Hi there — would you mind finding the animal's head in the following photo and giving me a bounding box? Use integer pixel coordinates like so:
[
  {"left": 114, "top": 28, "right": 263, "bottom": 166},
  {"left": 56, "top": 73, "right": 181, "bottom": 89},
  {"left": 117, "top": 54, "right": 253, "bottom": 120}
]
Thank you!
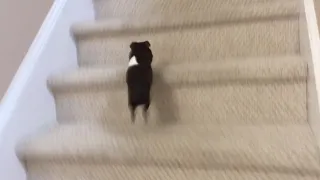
[{"left": 129, "top": 41, "right": 153, "bottom": 65}]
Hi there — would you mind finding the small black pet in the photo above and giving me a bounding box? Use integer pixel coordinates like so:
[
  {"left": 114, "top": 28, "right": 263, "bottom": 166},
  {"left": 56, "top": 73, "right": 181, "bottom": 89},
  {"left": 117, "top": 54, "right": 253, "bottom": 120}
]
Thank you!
[{"left": 126, "top": 41, "right": 153, "bottom": 124}]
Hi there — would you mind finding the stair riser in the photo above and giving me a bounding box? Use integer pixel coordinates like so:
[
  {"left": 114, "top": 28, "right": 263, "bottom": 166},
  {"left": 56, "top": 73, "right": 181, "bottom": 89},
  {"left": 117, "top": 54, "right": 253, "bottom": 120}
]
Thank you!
[
  {"left": 27, "top": 161, "right": 318, "bottom": 180},
  {"left": 53, "top": 81, "right": 306, "bottom": 125},
  {"left": 76, "top": 19, "right": 299, "bottom": 67},
  {"left": 93, "top": 0, "right": 296, "bottom": 19}
]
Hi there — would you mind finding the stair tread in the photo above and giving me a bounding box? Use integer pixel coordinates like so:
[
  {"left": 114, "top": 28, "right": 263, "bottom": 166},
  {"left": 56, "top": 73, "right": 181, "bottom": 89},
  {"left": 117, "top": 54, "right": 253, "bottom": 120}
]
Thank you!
[
  {"left": 19, "top": 124, "right": 320, "bottom": 171},
  {"left": 48, "top": 56, "right": 306, "bottom": 90},
  {"left": 72, "top": 1, "right": 299, "bottom": 36}
]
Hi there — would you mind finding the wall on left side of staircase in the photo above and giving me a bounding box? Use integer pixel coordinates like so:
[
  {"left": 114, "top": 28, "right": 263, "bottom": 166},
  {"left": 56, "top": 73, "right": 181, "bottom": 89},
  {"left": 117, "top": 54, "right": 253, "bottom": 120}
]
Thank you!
[
  {"left": 0, "top": 0, "right": 95, "bottom": 180},
  {"left": 0, "top": 0, "right": 53, "bottom": 100}
]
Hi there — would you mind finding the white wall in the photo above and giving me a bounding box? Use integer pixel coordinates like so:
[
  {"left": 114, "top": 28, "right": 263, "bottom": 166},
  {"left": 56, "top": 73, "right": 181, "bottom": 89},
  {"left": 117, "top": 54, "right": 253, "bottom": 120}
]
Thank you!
[
  {"left": 0, "top": 0, "right": 95, "bottom": 179},
  {"left": 300, "top": 0, "right": 320, "bottom": 147}
]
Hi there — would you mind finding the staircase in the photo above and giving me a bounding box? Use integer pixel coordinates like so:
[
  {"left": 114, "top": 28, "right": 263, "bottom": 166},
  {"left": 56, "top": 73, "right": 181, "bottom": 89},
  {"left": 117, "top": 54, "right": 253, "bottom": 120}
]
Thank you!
[{"left": 17, "top": 0, "right": 320, "bottom": 179}]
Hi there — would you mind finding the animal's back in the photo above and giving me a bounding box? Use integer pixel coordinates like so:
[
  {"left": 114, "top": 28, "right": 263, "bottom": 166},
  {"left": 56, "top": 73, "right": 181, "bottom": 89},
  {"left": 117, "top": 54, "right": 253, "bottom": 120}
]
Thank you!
[{"left": 126, "top": 66, "right": 153, "bottom": 104}]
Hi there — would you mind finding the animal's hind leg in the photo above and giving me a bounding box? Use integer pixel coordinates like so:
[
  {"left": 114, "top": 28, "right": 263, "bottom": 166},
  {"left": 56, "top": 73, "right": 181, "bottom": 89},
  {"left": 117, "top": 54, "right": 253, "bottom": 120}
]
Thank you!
[
  {"left": 129, "top": 104, "right": 137, "bottom": 124},
  {"left": 143, "top": 102, "right": 150, "bottom": 124}
]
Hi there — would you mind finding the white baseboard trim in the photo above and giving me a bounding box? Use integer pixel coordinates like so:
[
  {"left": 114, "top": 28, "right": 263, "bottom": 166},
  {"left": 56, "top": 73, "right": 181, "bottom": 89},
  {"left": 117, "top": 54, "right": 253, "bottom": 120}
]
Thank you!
[
  {"left": 300, "top": 0, "right": 320, "bottom": 146},
  {"left": 0, "top": 0, "right": 95, "bottom": 179}
]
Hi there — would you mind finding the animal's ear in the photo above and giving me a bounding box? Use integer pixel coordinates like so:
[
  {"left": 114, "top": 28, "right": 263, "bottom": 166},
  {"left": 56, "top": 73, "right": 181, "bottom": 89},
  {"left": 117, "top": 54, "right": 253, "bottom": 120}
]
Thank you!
[
  {"left": 144, "top": 41, "right": 151, "bottom": 47},
  {"left": 130, "top": 42, "right": 137, "bottom": 49}
]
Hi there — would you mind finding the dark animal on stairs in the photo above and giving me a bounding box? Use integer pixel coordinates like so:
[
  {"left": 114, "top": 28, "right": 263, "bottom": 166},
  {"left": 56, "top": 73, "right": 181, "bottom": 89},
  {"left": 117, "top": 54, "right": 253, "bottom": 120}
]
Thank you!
[{"left": 126, "top": 41, "right": 153, "bottom": 124}]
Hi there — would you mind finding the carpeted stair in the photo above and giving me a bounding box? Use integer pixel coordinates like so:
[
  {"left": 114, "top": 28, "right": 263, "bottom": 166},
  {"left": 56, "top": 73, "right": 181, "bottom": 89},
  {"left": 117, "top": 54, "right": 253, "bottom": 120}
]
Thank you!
[{"left": 17, "top": 0, "right": 320, "bottom": 179}]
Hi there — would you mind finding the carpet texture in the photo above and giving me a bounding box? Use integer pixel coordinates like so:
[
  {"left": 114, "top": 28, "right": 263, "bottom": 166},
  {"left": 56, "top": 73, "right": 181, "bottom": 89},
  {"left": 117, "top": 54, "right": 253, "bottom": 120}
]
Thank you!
[
  {"left": 74, "top": 18, "right": 299, "bottom": 66},
  {"left": 19, "top": 124, "right": 320, "bottom": 170},
  {"left": 17, "top": 0, "right": 320, "bottom": 179},
  {"left": 48, "top": 56, "right": 307, "bottom": 125},
  {"left": 92, "top": 0, "right": 298, "bottom": 19}
]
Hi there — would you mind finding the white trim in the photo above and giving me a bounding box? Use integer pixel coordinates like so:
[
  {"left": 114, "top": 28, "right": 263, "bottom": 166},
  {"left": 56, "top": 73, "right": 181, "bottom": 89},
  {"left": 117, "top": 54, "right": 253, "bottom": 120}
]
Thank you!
[
  {"left": 300, "top": 0, "right": 320, "bottom": 146},
  {"left": 0, "top": 0, "right": 95, "bottom": 179}
]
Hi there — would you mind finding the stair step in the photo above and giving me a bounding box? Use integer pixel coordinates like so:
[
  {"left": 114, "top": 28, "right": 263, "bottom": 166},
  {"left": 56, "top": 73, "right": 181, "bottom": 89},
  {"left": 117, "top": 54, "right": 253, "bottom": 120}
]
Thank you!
[
  {"left": 73, "top": 1, "right": 299, "bottom": 66},
  {"left": 49, "top": 56, "right": 306, "bottom": 89},
  {"left": 48, "top": 56, "right": 307, "bottom": 125},
  {"left": 26, "top": 162, "right": 320, "bottom": 180},
  {"left": 75, "top": 1, "right": 299, "bottom": 34},
  {"left": 92, "top": 0, "right": 298, "bottom": 20},
  {"left": 19, "top": 124, "right": 320, "bottom": 173}
]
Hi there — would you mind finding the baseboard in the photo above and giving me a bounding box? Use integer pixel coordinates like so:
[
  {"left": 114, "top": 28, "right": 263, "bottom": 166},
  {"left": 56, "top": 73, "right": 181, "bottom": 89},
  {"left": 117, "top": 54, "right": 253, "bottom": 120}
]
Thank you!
[{"left": 300, "top": 0, "right": 320, "bottom": 147}]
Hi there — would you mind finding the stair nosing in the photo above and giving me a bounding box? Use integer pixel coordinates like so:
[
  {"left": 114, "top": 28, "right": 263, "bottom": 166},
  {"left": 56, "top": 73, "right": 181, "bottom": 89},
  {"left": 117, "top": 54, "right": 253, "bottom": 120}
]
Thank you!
[{"left": 47, "top": 56, "right": 307, "bottom": 91}]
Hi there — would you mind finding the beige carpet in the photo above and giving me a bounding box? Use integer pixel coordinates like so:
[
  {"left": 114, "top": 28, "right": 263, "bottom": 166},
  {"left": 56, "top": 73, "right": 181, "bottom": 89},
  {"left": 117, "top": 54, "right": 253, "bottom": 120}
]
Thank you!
[{"left": 17, "top": 0, "right": 320, "bottom": 179}]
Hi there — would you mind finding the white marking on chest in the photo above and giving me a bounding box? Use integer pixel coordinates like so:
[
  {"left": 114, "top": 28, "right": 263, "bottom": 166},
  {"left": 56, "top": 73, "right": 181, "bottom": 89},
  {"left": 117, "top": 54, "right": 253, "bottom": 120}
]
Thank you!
[{"left": 128, "top": 56, "right": 139, "bottom": 67}]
